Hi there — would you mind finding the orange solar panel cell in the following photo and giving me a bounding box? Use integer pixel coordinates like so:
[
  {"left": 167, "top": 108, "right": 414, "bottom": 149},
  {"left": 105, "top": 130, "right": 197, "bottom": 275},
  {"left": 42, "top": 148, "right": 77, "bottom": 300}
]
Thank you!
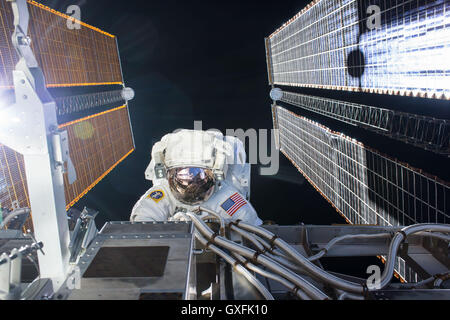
[
  {"left": 0, "top": 106, "right": 134, "bottom": 230},
  {"left": 0, "top": 0, "right": 123, "bottom": 89}
]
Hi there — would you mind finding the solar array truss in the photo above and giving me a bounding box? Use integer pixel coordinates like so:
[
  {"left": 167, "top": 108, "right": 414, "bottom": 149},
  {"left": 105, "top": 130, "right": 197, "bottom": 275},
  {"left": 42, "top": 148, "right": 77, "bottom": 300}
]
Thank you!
[
  {"left": 0, "top": 1, "right": 134, "bottom": 230},
  {"left": 54, "top": 89, "right": 126, "bottom": 117},
  {"left": 266, "top": 0, "right": 450, "bottom": 100},
  {"left": 280, "top": 91, "right": 450, "bottom": 155},
  {"left": 273, "top": 105, "right": 450, "bottom": 281}
]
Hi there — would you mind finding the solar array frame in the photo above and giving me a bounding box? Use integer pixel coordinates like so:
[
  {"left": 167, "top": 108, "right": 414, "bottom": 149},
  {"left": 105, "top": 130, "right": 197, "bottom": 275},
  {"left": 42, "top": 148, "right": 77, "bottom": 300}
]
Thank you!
[{"left": 279, "top": 90, "right": 450, "bottom": 154}]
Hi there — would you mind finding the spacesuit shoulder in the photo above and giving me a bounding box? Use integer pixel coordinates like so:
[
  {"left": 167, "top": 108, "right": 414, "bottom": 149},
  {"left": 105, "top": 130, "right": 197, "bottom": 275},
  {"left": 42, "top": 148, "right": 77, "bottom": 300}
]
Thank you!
[
  {"left": 232, "top": 196, "right": 262, "bottom": 226},
  {"left": 130, "top": 186, "right": 172, "bottom": 222},
  {"left": 206, "top": 183, "right": 262, "bottom": 226}
]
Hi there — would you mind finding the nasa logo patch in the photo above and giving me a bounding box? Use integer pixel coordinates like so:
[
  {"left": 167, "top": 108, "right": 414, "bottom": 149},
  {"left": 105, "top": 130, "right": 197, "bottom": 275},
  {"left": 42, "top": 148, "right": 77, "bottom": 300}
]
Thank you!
[{"left": 148, "top": 190, "right": 165, "bottom": 203}]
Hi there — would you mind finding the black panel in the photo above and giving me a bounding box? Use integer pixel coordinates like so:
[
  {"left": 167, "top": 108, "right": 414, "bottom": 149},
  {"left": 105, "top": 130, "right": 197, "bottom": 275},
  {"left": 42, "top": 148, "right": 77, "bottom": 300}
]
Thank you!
[
  {"left": 83, "top": 246, "right": 169, "bottom": 278},
  {"left": 100, "top": 222, "right": 191, "bottom": 235}
]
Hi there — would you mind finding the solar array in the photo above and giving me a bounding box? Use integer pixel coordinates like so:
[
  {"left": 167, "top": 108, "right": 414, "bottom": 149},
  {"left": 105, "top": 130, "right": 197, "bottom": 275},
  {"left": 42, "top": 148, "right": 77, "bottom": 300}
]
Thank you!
[
  {"left": 266, "top": 0, "right": 450, "bottom": 99},
  {"left": 273, "top": 105, "right": 449, "bottom": 281},
  {"left": 0, "top": 1, "right": 134, "bottom": 230},
  {"left": 280, "top": 90, "right": 450, "bottom": 154},
  {"left": 0, "top": 144, "right": 28, "bottom": 216},
  {"left": 267, "top": 0, "right": 450, "bottom": 282},
  {"left": 60, "top": 106, "right": 134, "bottom": 209},
  {"left": 0, "top": 0, "right": 123, "bottom": 89},
  {"left": 0, "top": 105, "right": 134, "bottom": 229}
]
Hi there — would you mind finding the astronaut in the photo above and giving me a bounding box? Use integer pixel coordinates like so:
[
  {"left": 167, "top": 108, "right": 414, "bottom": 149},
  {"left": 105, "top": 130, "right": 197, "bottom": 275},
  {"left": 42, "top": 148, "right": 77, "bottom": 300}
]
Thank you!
[{"left": 130, "top": 129, "right": 263, "bottom": 225}]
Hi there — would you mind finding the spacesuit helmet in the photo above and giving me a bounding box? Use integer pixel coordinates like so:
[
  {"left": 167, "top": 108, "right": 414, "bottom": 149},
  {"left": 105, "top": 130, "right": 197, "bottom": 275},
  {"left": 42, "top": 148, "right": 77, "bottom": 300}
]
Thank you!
[{"left": 167, "top": 167, "right": 216, "bottom": 205}]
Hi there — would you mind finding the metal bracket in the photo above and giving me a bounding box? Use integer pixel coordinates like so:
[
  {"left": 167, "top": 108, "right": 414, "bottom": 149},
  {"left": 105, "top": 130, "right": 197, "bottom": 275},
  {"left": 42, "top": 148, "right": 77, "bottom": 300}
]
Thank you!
[
  {"left": 51, "top": 128, "right": 77, "bottom": 184},
  {"left": 0, "top": 253, "right": 12, "bottom": 299},
  {"left": 8, "top": 0, "right": 38, "bottom": 69},
  {"left": 0, "top": 254, "right": 23, "bottom": 300},
  {"left": 154, "top": 163, "right": 167, "bottom": 179},
  {"left": 270, "top": 88, "right": 283, "bottom": 102},
  {"left": 69, "top": 208, "right": 99, "bottom": 264},
  {"left": 0, "top": 241, "right": 44, "bottom": 300}
]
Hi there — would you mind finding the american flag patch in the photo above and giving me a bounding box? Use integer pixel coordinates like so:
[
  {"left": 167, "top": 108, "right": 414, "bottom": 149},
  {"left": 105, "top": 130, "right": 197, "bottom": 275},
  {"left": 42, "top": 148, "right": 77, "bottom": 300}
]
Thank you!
[{"left": 220, "top": 193, "right": 247, "bottom": 217}]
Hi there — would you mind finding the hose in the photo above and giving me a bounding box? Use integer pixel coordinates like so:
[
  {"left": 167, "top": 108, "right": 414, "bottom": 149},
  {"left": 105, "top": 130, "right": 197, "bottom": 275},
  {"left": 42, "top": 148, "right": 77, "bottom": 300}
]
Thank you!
[
  {"left": 308, "top": 231, "right": 450, "bottom": 262},
  {"left": 201, "top": 212, "right": 308, "bottom": 275},
  {"left": 234, "top": 221, "right": 450, "bottom": 293},
  {"left": 234, "top": 220, "right": 367, "bottom": 294},
  {"left": 337, "top": 291, "right": 365, "bottom": 300},
  {"left": 251, "top": 233, "right": 274, "bottom": 251},
  {"left": 0, "top": 208, "right": 30, "bottom": 229},
  {"left": 198, "top": 207, "right": 226, "bottom": 236},
  {"left": 231, "top": 252, "right": 311, "bottom": 300},
  {"left": 229, "top": 223, "right": 307, "bottom": 274},
  {"left": 186, "top": 212, "right": 330, "bottom": 300},
  {"left": 308, "top": 233, "right": 392, "bottom": 262},
  {"left": 417, "top": 232, "right": 450, "bottom": 243},
  {"left": 379, "top": 224, "right": 450, "bottom": 290},
  {"left": 229, "top": 224, "right": 265, "bottom": 252},
  {"left": 264, "top": 252, "right": 306, "bottom": 274},
  {"left": 195, "top": 231, "right": 274, "bottom": 300},
  {"left": 233, "top": 227, "right": 299, "bottom": 266},
  {"left": 190, "top": 208, "right": 450, "bottom": 296}
]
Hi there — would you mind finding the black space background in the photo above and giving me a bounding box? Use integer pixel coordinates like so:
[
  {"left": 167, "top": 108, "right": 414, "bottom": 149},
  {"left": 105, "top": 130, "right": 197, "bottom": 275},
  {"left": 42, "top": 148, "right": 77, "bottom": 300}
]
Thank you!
[
  {"left": 43, "top": 0, "right": 338, "bottom": 225},
  {"left": 38, "top": 0, "right": 449, "bottom": 277}
]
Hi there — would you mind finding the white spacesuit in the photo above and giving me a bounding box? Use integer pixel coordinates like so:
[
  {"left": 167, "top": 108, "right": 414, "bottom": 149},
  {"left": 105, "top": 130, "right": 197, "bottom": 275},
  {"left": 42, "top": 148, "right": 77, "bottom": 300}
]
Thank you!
[{"left": 130, "top": 129, "right": 262, "bottom": 225}]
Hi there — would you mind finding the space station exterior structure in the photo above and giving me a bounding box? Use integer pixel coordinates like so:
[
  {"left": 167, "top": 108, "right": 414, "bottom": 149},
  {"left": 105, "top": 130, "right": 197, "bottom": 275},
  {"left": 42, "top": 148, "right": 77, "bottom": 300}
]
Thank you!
[
  {"left": 265, "top": 0, "right": 450, "bottom": 282},
  {"left": 0, "top": 0, "right": 135, "bottom": 231},
  {"left": 0, "top": 0, "right": 448, "bottom": 301}
]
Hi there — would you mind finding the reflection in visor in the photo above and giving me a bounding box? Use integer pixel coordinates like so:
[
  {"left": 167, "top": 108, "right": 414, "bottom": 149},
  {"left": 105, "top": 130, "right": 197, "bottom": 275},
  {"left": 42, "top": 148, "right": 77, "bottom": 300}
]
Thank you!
[{"left": 167, "top": 167, "right": 216, "bottom": 205}]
